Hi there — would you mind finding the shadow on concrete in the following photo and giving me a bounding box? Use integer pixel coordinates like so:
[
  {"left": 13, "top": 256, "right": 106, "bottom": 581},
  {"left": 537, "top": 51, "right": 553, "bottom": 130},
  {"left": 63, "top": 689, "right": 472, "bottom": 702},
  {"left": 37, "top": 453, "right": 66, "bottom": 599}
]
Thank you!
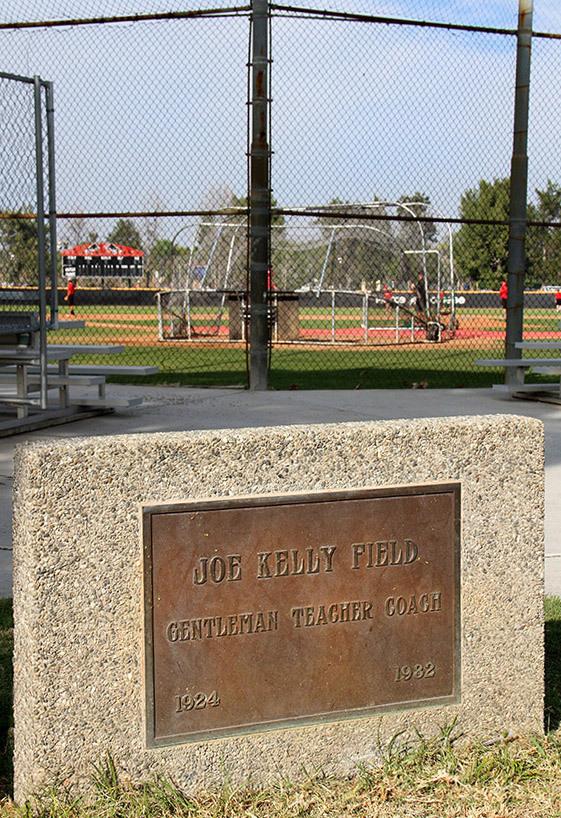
[
  {"left": 0, "top": 598, "right": 13, "bottom": 798},
  {"left": 545, "top": 616, "right": 561, "bottom": 732}
]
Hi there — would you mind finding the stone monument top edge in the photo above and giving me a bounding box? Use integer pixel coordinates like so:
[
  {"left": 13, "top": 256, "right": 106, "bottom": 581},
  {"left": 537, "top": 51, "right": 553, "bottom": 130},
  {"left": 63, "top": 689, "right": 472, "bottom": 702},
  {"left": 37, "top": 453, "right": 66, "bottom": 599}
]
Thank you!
[{"left": 12, "top": 412, "right": 542, "bottom": 460}]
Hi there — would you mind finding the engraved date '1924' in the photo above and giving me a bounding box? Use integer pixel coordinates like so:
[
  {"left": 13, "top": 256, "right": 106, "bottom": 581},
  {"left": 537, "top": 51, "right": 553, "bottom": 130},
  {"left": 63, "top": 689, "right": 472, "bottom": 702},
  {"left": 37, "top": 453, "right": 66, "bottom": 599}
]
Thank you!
[{"left": 175, "top": 690, "right": 221, "bottom": 712}]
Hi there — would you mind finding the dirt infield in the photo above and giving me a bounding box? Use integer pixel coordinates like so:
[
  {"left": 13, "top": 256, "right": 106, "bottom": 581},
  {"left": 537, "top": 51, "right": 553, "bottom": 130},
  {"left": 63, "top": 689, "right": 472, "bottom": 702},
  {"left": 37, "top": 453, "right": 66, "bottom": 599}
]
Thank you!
[
  {"left": 55, "top": 327, "right": 507, "bottom": 353},
  {"left": 54, "top": 308, "right": 559, "bottom": 352},
  {"left": 79, "top": 312, "right": 158, "bottom": 321}
]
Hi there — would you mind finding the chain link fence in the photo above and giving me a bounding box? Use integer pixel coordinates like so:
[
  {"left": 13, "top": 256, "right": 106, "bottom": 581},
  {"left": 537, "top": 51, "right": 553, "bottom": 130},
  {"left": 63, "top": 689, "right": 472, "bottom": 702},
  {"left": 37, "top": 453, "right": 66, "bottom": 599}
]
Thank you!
[
  {"left": 0, "top": 73, "right": 56, "bottom": 318},
  {"left": 0, "top": 72, "right": 58, "bottom": 409},
  {"left": 1, "top": 1, "right": 560, "bottom": 389}
]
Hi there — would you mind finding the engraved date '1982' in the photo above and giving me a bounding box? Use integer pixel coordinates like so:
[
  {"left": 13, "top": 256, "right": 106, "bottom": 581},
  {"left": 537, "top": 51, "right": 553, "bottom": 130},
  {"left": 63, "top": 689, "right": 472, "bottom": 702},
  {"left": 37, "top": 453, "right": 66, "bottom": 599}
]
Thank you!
[{"left": 394, "top": 662, "right": 436, "bottom": 682}]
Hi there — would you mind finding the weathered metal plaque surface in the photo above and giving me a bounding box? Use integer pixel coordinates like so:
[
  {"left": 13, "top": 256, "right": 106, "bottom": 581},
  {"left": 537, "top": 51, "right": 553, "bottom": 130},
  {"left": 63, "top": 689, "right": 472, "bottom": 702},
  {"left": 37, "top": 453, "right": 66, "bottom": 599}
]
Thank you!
[{"left": 143, "top": 484, "right": 461, "bottom": 747}]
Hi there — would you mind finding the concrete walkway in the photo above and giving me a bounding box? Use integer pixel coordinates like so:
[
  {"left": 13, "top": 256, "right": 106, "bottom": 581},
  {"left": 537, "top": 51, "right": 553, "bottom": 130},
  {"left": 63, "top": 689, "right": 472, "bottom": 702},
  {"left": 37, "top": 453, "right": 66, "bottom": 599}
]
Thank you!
[{"left": 0, "top": 384, "right": 558, "bottom": 597}]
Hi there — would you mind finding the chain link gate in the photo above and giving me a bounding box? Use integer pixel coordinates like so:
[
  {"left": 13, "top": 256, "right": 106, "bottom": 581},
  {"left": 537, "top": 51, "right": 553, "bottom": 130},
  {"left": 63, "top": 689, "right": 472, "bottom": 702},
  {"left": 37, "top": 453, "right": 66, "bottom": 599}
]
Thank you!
[{"left": 0, "top": 71, "right": 58, "bottom": 412}]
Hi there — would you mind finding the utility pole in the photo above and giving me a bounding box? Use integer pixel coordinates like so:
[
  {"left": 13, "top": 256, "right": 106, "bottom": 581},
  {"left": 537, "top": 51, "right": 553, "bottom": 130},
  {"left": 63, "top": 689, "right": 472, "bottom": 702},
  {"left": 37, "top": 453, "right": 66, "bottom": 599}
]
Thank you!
[
  {"left": 505, "top": 0, "right": 533, "bottom": 386},
  {"left": 248, "top": 0, "right": 271, "bottom": 390}
]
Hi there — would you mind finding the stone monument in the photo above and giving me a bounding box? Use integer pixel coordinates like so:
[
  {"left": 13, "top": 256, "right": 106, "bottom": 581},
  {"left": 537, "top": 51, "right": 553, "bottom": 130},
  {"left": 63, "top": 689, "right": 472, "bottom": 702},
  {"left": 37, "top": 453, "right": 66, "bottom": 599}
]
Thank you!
[{"left": 13, "top": 415, "right": 544, "bottom": 801}]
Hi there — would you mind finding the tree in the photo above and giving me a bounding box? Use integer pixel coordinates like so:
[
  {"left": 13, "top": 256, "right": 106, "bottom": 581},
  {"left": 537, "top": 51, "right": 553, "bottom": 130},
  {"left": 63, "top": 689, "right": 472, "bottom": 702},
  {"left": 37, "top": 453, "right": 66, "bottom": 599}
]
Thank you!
[
  {"left": 0, "top": 213, "right": 45, "bottom": 285},
  {"left": 142, "top": 194, "right": 165, "bottom": 252},
  {"left": 107, "top": 219, "right": 143, "bottom": 250},
  {"left": 149, "top": 238, "right": 189, "bottom": 288},
  {"left": 151, "top": 239, "right": 188, "bottom": 262},
  {"left": 309, "top": 198, "right": 398, "bottom": 290},
  {"left": 141, "top": 194, "right": 167, "bottom": 286},
  {"left": 453, "top": 177, "right": 561, "bottom": 289},
  {"left": 453, "top": 178, "right": 510, "bottom": 288},
  {"left": 397, "top": 193, "right": 437, "bottom": 244},
  {"left": 526, "top": 180, "right": 561, "bottom": 286},
  {"left": 63, "top": 214, "right": 90, "bottom": 247}
]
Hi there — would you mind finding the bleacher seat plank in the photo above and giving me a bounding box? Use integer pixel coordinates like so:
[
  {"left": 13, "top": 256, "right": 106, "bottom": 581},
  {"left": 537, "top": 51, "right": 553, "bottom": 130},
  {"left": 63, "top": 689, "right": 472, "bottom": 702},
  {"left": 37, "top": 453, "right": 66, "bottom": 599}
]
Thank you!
[
  {"left": 515, "top": 341, "right": 561, "bottom": 350},
  {"left": 47, "top": 344, "right": 124, "bottom": 354},
  {"left": 476, "top": 358, "right": 561, "bottom": 367}
]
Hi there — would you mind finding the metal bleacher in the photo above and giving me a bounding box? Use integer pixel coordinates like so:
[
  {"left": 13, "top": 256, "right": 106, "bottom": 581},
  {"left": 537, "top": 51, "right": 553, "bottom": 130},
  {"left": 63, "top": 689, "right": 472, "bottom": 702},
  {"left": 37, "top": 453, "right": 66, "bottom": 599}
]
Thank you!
[
  {"left": 0, "top": 291, "right": 157, "bottom": 435},
  {"left": 0, "top": 71, "right": 158, "bottom": 434}
]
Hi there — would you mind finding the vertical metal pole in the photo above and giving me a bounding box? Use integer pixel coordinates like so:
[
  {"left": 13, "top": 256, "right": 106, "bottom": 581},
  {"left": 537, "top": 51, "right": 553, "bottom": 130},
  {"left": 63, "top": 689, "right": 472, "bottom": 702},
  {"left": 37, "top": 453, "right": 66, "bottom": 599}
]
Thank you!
[
  {"left": 331, "top": 290, "right": 336, "bottom": 342},
  {"left": 318, "top": 228, "right": 336, "bottom": 294},
  {"left": 447, "top": 224, "right": 456, "bottom": 322},
  {"left": 202, "top": 222, "right": 224, "bottom": 287},
  {"left": 505, "top": 0, "right": 533, "bottom": 386},
  {"left": 249, "top": 0, "right": 271, "bottom": 390},
  {"left": 45, "top": 81, "right": 58, "bottom": 328},
  {"left": 435, "top": 253, "right": 441, "bottom": 323},
  {"left": 34, "top": 77, "right": 48, "bottom": 410},
  {"left": 156, "top": 292, "right": 164, "bottom": 340}
]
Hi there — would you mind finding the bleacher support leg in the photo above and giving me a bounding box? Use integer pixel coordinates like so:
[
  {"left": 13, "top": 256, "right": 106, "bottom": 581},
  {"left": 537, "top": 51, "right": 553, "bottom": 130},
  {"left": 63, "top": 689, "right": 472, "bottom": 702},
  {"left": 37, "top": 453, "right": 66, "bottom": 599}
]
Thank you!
[{"left": 58, "top": 359, "right": 69, "bottom": 408}]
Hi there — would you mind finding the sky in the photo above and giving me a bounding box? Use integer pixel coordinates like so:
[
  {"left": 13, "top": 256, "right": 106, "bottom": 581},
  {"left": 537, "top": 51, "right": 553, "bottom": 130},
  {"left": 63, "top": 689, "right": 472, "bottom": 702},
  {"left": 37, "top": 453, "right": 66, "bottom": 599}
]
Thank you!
[{"left": 0, "top": 1, "right": 560, "bottom": 231}]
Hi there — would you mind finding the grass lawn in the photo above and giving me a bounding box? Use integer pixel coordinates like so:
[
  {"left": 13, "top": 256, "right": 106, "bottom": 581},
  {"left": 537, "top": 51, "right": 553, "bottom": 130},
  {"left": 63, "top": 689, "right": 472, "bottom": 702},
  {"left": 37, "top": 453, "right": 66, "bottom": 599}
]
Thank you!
[
  {"left": 0, "top": 598, "right": 560, "bottom": 815},
  {"left": 267, "top": 347, "right": 508, "bottom": 390},
  {"left": 69, "top": 344, "right": 558, "bottom": 390},
  {"left": 32, "top": 303, "right": 561, "bottom": 389}
]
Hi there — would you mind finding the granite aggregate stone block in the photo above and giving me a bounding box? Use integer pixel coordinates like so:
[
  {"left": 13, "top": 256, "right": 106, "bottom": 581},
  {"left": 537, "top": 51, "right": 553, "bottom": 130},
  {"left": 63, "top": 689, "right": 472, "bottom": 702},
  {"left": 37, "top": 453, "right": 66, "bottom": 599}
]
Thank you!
[{"left": 13, "top": 414, "right": 544, "bottom": 800}]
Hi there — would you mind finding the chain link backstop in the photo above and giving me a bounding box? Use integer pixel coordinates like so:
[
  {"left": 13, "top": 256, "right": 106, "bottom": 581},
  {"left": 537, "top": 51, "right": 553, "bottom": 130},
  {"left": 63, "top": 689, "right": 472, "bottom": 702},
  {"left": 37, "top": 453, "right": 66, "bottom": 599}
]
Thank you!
[{"left": 1, "top": 1, "right": 560, "bottom": 389}]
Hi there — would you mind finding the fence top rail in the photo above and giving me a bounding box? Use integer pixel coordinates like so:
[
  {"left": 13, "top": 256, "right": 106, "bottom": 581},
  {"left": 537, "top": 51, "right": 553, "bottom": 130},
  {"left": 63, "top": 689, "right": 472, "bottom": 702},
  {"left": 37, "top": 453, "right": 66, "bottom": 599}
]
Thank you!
[
  {"left": 0, "top": 6, "right": 251, "bottom": 31},
  {"left": 0, "top": 70, "right": 49, "bottom": 87},
  {"left": 270, "top": 4, "right": 518, "bottom": 37},
  {"left": 3, "top": 4, "right": 559, "bottom": 41},
  {"left": 270, "top": 4, "right": 561, "bottom": 41}
]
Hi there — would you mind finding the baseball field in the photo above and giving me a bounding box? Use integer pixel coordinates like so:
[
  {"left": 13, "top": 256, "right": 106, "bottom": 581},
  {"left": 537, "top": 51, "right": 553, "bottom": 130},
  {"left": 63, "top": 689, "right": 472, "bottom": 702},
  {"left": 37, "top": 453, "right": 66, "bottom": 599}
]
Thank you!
[{"left": 46, "top": 302, "right": 561, "bottom": 389}]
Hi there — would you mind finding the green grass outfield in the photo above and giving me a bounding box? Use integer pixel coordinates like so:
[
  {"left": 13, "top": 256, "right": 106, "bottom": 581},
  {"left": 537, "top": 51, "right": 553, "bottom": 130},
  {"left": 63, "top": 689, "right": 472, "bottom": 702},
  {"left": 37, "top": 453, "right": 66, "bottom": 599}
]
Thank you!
[
  {"left": 49, "top": 304, "right": 561, "bottom": 333},
  {"left": 66, "top": 346, "right": 560, "bottom": 390},
  {"left": 40, "top": 303, "right": 561, "bottom": 389}
]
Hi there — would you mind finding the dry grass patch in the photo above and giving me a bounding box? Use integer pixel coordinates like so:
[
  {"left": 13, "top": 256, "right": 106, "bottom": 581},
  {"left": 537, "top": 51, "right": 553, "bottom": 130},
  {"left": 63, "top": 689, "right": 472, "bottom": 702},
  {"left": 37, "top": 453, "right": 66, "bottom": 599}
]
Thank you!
[
  {"left": 2, "top": 733, "right": 561, "bottom": 818},
  {"left": 1, "top": 599, "right": 561, "bottom": 816}
]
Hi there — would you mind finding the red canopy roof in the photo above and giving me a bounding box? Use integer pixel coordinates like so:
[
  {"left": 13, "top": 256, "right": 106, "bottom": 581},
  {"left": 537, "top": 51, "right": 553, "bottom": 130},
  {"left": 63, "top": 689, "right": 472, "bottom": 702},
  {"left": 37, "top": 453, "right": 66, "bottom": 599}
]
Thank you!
[{"left": 61, "top": 242, "right": 143, "bottom": 258}]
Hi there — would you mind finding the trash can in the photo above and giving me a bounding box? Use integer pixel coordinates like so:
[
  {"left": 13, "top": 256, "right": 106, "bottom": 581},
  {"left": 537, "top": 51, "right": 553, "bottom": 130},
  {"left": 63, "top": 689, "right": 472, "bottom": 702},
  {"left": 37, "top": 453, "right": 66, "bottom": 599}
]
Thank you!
[
  {"left": 227, "top": 293, "right": 246, "bottom": 341},
  {"left": 274, "top": 293, "right": 300, "bottom": 341}
]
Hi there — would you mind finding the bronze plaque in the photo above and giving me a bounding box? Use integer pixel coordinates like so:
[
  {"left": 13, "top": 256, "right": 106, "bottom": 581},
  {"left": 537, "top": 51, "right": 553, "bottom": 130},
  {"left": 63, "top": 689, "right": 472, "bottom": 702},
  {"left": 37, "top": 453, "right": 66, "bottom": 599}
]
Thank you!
[{"left": 143, "top": 484, "right": 461, "bottom": 747}]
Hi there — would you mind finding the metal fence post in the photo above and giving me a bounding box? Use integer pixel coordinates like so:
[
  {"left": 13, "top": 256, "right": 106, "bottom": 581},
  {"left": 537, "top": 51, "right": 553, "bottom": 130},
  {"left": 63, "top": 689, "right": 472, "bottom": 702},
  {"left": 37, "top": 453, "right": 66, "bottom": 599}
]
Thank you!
[
  {"left": 33, "top": 76, "right": 48, "bottom": 410},
  {"left": 45, "top": 81, "right": 58, "bottom": 328},
  {"left": 249, "top": 0, "right": 271, "bottom": 390},
  {"left": 156, "top": 292, "right": 164, "bottom": 340},
  {"left": 505, "top": 0, "right": 533, "bottom": 386}
]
